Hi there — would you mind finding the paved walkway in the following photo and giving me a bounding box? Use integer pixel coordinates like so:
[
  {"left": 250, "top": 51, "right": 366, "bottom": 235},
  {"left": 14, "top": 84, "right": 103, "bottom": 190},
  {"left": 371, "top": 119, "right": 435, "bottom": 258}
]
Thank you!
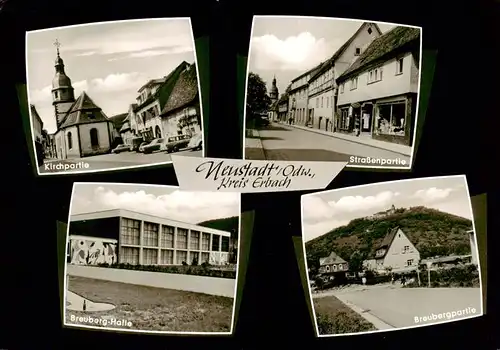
[
  {"left": 40, "top": 149, "right": 201, "bottom": 173},
  {"left": 314, "top": 285, "right": 482, "bottom": 329},
  {"left": 66, "top": 290, "right": 116, "bottom": 312},
  {"left": 279, "top": 122, "right": 412, "bottom": 156},
  {"left": 244, "top": 123, "right": 410, "bottom": 165}
]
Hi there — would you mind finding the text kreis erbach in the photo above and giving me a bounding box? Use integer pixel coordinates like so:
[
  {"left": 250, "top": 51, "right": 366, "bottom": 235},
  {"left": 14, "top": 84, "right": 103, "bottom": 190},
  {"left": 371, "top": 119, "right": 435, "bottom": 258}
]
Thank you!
[{"left": 195, "top": 160, "right": 317, "bottom": 191}]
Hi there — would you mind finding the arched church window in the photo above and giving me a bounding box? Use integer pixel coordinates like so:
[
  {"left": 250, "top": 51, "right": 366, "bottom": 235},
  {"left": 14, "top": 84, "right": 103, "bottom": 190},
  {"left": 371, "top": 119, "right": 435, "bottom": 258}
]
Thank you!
[
  {"left": 67, "top": 132, "right": 73, "bottom": 149},
  {"left": 90, "top": 128, "right": 99, "bottom": 148},
  {"left": 155, "top": 125, "right": 162, "bottom": 138}
]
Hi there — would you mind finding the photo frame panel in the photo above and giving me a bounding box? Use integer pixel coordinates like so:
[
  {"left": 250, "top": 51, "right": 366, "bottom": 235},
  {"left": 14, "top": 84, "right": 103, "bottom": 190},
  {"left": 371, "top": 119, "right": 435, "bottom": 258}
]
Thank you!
[
  {"left": 61, "top": 182, "right": 245, "bottom": 335},
  {"left": 242, "top": 16, "right": 436, "bottom": 174},
  {"left": 297, "top": 176, "right": 485, "bottom": 337},
  {"left": 22, "top": 18, "right": 208, "bottom": 176}
]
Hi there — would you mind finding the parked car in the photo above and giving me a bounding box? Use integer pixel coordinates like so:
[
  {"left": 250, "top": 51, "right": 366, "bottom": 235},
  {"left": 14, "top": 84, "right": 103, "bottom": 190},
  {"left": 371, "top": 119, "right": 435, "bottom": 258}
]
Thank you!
[
  {"left": 138, "top": 141, "right": 150, "bottom": 153},
  {"left": 163, "top": 134, "right": 191, "bottom": 153},
  {"left": 129, "top": 137, "right": 144, "bottom": 152},
  {"left": 112, "top": 144, "right": 131, "bottom": 154},
  {"left": 186, "top": 133, "right": 202, "bottom": 151},
  {"left": 142, "top": 138, "right": 165, "bottom": 154}
]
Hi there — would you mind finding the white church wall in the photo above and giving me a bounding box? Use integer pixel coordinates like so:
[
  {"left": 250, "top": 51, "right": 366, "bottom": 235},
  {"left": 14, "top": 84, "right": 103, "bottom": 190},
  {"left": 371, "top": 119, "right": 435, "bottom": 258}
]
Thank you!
[
  {"left": 55, "top": 132, "right": 65, "bottom": 159},
  {"left": 79, "top": 122, "right": 111, "bottom": 156},
  {"left": 64, "top": 126, "right": 80, "bottom": 158}
]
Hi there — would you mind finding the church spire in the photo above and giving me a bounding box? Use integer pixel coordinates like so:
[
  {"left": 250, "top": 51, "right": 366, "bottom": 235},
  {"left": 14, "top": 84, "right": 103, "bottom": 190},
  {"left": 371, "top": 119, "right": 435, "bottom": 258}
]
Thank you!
[
  {"left": 54, "top": 38, "right": 66, "bottom": 73},
  {"left": 269, "top": 74, "right": 279, "bottom": 101},
  {"left": 51, "top": 38, "right": 75, "bottom": 128},
  {"left": 54, "top": 38, "right": 61, "bottom": 57}
]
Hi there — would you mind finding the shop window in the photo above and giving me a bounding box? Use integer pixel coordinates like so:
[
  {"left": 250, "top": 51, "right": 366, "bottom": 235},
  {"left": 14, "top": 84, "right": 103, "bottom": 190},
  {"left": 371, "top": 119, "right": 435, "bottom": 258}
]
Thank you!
[
  {"left": 339, "top": 109, "right": 350, "bottom": 130},
  {"left": 375, "top": 102, "right": 406, "bottom": 136}
]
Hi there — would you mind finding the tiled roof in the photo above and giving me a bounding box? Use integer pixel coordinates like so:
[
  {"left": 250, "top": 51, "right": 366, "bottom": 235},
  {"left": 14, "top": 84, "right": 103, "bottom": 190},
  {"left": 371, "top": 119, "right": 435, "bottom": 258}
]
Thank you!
[
  {"left": 319, "top": 251, "right": 347, "bottom": 266},
  {"left": 376, "top": 227, "right": 400, "bottom": 257},
  {"left": 137, "top": 77, "right": 167, "bottom": 93},
  {"left": 338, "top": 26, "right": 421, "bottom": 82},
  {"left": 277, "top": 93, "right": 289, "bottom": 105},
  {"left": 134, "top": 61, "right": 190, "bottom": 113},
  {"left": 161, "top": 63, "right": 199, "bottom": 115},
  {"left": 59, "top": 91, "right": 110, "bottom": 129},
  {"left": 119, "top": 121, "right": 131, "bottom": 133},
  {"left": 309, "top": 22, "right": 382, "bottom": 82},
  {"left": 290, "top": 61, "right": 324, "bottom": 84},
  {"left": 108, "top": 113, "right": 128, "bottom": 128}
]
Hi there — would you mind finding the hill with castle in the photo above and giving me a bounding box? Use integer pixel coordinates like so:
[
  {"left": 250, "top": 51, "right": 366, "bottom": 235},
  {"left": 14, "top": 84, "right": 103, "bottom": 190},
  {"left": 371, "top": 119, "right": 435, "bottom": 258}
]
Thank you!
[{"left": 305, "top": 205, "right": 473, "bottom": 269}]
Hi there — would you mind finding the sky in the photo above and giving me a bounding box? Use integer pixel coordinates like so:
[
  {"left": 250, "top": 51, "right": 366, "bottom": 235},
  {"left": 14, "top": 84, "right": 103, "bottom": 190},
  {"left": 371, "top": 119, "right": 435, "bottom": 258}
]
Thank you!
[
  {"left": 26, "top": 18, "right": 197, "bottom": 134},
  {"left": 70, "top": 183, "right": 240, "bottom": 224},
  {"left": 302, "top": 176, "right": 473, "bottom": 242},
  {"left": 248, "top": 16, "right": 397, "bottom": 97}
]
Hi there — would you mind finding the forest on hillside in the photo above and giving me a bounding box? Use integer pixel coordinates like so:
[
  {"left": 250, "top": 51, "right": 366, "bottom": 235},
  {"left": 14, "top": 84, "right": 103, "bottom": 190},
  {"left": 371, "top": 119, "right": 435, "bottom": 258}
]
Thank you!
[
  {"left": 198, "top": 216, "right": 239, "bottom": 238},
  {"left": 305, "top": 206, "right": 473, "bottom": 272}
]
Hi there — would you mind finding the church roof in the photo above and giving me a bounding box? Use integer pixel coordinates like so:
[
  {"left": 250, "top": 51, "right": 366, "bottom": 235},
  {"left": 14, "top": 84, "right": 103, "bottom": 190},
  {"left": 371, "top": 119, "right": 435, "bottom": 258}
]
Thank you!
[
  {"left": 59, "top": 91, "right": 110, "bottom": 129},
  {"left": 161, "top": 63, "right": 199, "bottom": 116}
]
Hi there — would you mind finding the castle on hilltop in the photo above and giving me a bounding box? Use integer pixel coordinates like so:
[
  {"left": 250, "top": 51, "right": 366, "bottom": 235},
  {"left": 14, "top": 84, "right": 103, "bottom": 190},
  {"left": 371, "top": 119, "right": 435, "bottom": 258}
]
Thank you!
[{"left": 368, "top": 204, "right": 400, "bottom": 220}]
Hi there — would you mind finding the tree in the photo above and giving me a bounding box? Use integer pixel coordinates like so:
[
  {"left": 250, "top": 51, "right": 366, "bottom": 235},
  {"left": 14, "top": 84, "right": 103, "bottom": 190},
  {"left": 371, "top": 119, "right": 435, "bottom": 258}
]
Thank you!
[
  {"left": 349, "top": 251, "right": 366, "bottom": 273},
  {"left": 246, "top": 72, "right": 271, "bottom": 120}
]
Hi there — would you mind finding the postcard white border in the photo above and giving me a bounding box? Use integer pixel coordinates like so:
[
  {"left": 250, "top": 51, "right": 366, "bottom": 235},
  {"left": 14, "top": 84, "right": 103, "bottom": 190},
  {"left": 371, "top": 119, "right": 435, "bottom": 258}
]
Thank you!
[
  {"left": 242, "top": 15, "right": 424, "bottom": 171},
  {"left": 25, "top": 17, "right": 207, "bottom": 176},
  {"left": 300, "top": 175, "right": 484, "bottom": 337},
  {"left": 62, "top": 182, "right": 242, "bottom": 335}
]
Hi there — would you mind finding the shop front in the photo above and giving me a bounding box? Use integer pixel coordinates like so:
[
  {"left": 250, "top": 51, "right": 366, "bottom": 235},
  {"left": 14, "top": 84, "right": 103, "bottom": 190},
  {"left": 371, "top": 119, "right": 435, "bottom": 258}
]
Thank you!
[
  {"left": 336, "top": 93, "right": 415, "bottom": 147},
  {"left": 372, "top": 94, "right": 415, "bottom": 146}
]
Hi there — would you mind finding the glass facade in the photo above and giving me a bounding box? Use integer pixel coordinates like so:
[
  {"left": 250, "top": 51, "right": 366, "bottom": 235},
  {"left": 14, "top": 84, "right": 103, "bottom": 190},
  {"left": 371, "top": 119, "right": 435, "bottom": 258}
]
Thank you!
[{"left": 118, "top": 216, "right": 231, "bottom": 266}]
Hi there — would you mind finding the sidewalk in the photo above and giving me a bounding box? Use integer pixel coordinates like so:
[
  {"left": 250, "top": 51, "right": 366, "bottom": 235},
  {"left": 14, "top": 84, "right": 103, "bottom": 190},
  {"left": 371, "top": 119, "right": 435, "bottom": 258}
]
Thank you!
[
  {"left": 244, "top": 129, "right": 266, "bottom": 160},
  {"left": 277, "top": 122, "right": 412, "bottom": 157}
]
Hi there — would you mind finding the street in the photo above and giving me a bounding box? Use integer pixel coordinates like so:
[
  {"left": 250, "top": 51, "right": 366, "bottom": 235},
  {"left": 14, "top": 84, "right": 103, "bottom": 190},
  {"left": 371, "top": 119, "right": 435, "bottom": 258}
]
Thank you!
[
  {"left": 315, "top": 285, "right": 482, "bottom": 329},
  {"left": 245, "top": 123, "right": 410, "bottom": 165},
  {"left": 39, "top": 149, "right": 202, "bottom": 174}
]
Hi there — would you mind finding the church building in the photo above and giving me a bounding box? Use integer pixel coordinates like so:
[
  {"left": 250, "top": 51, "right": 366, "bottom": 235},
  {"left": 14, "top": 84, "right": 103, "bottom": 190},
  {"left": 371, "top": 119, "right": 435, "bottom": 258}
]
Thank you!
[
  {"left": 50, "top": 40, "right": 116, "bottom": 159},
  {"left": 267, "top": 76, "right": 279, "bottom": 122}
]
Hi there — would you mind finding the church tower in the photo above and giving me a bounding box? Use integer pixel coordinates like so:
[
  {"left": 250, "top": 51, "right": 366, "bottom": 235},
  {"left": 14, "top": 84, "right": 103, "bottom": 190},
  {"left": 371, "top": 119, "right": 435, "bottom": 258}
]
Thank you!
[
  {"left": 269, "top": 75, "right": 279, "bottom": 103},
  {"left": 52, "top": 39, "right": 75, "bottom": 129}
]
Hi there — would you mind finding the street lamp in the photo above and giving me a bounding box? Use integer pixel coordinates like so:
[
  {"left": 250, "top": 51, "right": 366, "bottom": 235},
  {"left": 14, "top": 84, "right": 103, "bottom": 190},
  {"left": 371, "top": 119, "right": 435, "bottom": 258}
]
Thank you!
[{"left": 426, "top": 261, "right": 433, "bottom": 288}]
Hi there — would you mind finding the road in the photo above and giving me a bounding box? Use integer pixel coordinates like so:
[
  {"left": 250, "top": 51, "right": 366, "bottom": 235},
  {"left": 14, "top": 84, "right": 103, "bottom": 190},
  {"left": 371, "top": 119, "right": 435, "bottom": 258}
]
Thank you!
[
  {"left": 245, "top": 123, "right": 410, "bottom": 165},
  {"left": 315, "top": 285, "right": 482, "bottom": 329},
  {"left": 39, "top": 149, "right": 202, "bottom": 174}
]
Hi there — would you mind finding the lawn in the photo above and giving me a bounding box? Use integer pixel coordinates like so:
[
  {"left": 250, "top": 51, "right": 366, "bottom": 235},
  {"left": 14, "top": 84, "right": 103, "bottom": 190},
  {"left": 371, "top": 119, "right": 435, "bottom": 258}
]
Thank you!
[
  {"left": 66, "top": 276, "right": 234, "bottom": 333},
  {"left": 313, "top": 295, "right": 376, "bottom": 335}
]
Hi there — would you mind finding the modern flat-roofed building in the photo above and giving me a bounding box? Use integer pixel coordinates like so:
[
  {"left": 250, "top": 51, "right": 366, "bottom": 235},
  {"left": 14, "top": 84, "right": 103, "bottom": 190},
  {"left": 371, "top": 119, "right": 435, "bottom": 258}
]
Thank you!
[{"left": 67, "top": 209, "right": 233, "bottom": 266}]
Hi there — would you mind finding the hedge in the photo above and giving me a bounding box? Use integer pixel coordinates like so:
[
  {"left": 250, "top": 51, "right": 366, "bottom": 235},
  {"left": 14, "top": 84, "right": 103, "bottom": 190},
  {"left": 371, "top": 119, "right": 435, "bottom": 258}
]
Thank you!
[
  {"left": 91, "top": 262, "right": 237, "bottom": 279},
  {"left": 403, "top": 264, "right": 480, "bottom": 288}
]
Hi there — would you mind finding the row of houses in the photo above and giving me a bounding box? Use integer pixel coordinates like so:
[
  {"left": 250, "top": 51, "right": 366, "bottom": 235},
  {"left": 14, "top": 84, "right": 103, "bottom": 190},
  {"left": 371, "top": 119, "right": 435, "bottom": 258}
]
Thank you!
[
  {"left": 112, "top": 60, "right": 202, "bottom": 147},
  {"left": 318, "top": 227, "right": 477, "bottom": 276},
  {"left": 271, "top": 23, "right": 421, "bottom": 147},
  {"left": 31, "top": 43, "right": 202, "bottom": 161}
]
